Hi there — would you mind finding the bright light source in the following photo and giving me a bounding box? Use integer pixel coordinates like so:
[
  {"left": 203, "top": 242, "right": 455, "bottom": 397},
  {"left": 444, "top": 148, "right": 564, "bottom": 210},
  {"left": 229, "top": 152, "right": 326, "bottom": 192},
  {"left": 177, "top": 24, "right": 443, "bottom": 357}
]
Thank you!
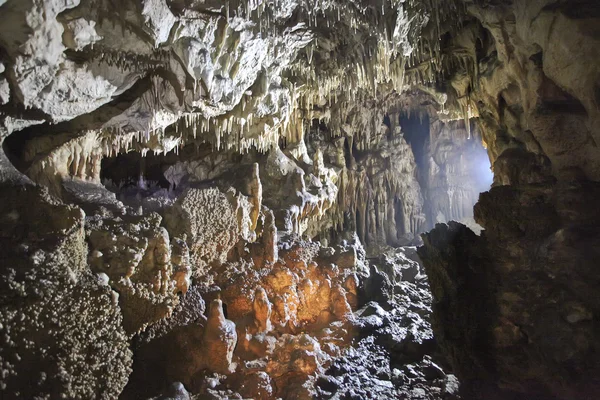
[{"left": 470, "top": 145, "right": 494, "bottom": 191}]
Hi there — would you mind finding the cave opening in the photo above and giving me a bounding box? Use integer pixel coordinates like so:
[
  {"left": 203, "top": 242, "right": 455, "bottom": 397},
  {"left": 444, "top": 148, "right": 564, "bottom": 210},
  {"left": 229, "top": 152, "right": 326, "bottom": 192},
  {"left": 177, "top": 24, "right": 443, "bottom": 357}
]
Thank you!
[
  {"left": 96, "top": 149, "right": 181, "bottom": 211},
  {"left": 397, "top": 113, "right": 493, "bottom": 231}
]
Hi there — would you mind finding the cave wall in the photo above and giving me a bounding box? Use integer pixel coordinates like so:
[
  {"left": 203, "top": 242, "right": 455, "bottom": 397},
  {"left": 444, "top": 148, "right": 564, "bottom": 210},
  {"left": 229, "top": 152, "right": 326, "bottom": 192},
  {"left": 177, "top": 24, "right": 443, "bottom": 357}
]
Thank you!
[{"left": 418, "top": 1, "right": 600, "bottom": 399}]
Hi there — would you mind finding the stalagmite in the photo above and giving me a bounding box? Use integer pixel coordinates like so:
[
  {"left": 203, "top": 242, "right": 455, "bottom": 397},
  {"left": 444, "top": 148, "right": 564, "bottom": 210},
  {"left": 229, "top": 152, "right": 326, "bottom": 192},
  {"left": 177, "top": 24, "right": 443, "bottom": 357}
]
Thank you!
[
  {"left": 248, "top": 163, "right": 263, "bottom": 231},
  {"left": 253, "top": 287, "right": 272, "bottom": 333},
  {"left": 203, "top": 299, "right": 237, "bottom": 374}
]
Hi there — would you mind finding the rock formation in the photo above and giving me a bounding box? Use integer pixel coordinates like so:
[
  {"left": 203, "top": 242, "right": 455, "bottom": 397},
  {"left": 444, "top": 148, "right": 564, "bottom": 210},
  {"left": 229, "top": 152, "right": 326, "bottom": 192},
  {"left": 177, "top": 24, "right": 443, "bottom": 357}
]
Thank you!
[
  {"left": 0, "top": 0, "right": 598, "bottom": 399},
  {"left": 0, "top": 184, "right": 132, "bottom": 399},
  {"left": 416, "top": 1, "right": 600, "bottom": 399},
  {"left": 203, "top": 299, "right": 238, "bottom": 375}
]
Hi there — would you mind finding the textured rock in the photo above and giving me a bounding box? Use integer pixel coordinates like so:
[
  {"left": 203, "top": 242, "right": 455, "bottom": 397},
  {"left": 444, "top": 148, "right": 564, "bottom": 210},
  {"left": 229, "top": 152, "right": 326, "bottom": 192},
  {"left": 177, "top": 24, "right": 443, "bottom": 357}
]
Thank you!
[
  {"left": 315, "top": 247, "right": 457, "bottom": 400},
  {"left": 0, "top": 184, "right": 132, "bottom": 399},
  {"left": 420, "top": 182, "right": 600, "bottom": 399},
  {"left": 0, "top": 1, "right": 598, "bottom": 400},
  {"left": 219, "top": 237, "right": 360, "bottom": 331},
  {"left": 203, "top": 299, "right": 238, "bottom": 375},
  {"left": 411, "top": 2, "right": 600, "bottom": 399},
  {"left": 87, "top": 211, "right": 183, "bottom": 335},
  {"left": 138, "top": 284, "right": 207, "bottom": 345},
  {"left": 253, "top": 287, "right": 272, "bottom": 333},
  {"left": 163, "top": 187, "right": 254, "bottom": 276}
]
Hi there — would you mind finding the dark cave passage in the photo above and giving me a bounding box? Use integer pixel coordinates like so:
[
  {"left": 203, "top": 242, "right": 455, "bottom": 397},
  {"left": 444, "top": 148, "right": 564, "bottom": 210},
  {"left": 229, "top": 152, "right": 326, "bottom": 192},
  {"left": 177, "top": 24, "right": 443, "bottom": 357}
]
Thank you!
[
  {"left": 101, "top": 151, "right": 173, "bottom": 190},
  {"left": 399, "top": 113, "right": 430, "bottom": 172}
]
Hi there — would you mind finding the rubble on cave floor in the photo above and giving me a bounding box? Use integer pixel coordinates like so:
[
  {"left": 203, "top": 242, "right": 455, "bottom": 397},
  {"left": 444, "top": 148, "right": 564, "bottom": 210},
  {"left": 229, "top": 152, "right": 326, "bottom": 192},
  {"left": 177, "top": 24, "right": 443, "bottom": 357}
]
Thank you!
[
  {"left": 137, "top": 246, "right": 460, "bottom": 400},
  {"left": 313, "top": 247, "right": 460, "bottom": 400}
]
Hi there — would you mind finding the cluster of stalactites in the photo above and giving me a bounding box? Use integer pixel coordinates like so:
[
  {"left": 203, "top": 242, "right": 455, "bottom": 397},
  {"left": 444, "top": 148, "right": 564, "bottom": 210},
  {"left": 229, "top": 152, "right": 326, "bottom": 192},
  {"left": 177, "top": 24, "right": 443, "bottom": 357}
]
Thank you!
[
  {"left": 26, "top": 127, "right": 184, "bottom": 190},
  {"left": 279, "top": 0, "right": 466, "bottom": 145},
  {"left": 327, "top": 167, "right": 426, "bottom": 246},
  {"left": 112, "top": 0, "right": 466, "bottom": 158},
  {"left": 173, "top": 109, "right": 304, "bottom": 155},
  {"left": 23, "top": 0, "right": 472, "bottom": 191}
]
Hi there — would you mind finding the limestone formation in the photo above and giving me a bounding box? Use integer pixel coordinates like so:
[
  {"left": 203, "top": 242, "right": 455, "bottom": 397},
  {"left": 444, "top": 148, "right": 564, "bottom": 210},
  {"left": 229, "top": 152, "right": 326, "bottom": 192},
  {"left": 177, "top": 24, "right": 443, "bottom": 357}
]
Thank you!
[
  {"left": 420, "top": 182, "right": 600, "bottom": 400},
  {"left": 203, "top": 299, "right": 238, "bottom": 375},
  {"left": 413, "top": 1, "right": 600, "bottom": 399},
  {"left": 253, "top": 287, "right": 272, "bottom": 333},
  {"left": 163, "top": 187, "right": 252, "bottom": 276},
  {"left": 0, "top": 0, "right": 598, "bottom": 399},
  {"left": 0, "top": 184, "right": 132, "bottom": 399},
  {"left": 87, "top": 211, "right": 182, "bottom": 335}
]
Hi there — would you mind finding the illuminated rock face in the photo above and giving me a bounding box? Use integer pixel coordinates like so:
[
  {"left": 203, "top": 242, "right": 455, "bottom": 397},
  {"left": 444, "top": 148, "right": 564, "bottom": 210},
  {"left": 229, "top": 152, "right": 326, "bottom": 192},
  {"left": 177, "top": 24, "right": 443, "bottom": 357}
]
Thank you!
[{"left": 0, "top": 0, "right": 598, "bottom": 399}]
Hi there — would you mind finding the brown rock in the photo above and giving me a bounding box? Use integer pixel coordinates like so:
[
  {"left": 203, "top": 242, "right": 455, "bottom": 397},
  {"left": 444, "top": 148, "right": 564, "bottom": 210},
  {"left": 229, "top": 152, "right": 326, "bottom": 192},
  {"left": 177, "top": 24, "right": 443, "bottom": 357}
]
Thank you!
[
  {"left": 203, "top": 299, "right": 238, "bottom": 374},
  {"left": 253, "top": 287, "right": 272, "bottom": 333}
]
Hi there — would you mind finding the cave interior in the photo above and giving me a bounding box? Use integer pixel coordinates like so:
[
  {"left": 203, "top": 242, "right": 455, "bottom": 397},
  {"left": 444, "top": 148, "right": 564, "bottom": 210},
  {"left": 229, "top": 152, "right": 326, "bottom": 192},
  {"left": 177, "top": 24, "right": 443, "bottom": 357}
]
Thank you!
[{"left": 0, "top": 0, "right": 599, "bottom": 399}]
